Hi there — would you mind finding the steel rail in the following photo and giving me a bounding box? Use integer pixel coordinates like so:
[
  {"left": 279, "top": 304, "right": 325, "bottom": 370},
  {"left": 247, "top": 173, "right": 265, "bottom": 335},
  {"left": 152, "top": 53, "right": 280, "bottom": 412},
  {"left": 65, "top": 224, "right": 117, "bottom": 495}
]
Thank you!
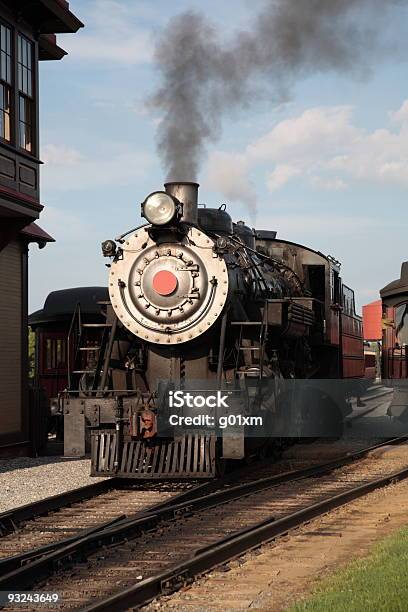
[
  {"left": 0, "top": 469, "right": 226, "bottom": 539},
  {"left": 1, "top": 435, "right": 406, "bottom": 591},
  {"left": 0, "top": 473, "right": 242, "bottom": 577},
  {"left": 83, "top": 461, "right": 408, "bottom": 612},
  {"left": 0, "top": 478, "right": 121, "bottom": 536},
  {"left": 0, "top": 478, "right": 222, "bottom": 577},
  {"left": 0, "top": 515, "right": 126, "bottom": 575}
]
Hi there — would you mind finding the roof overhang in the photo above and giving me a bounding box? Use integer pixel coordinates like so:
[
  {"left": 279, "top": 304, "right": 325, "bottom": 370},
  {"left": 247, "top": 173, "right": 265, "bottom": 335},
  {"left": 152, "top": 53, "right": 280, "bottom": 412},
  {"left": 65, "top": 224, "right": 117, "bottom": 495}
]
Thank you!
[
  {"left": 39, "top": 33, "right": 67, "bottom": 61},
  {"left": 0, "top": 185, "right": 43, "bottom": 220},
  {"left": 29, "top": 287, "right": 109, "bottom": 327},
  {"left": 20, "top": 222, "right": 55, "bottom": 246},
  {"left": 380, "top": 262, "right": 408, "bottom": 301},
  {"left": 37, "top": 0, "right": 84, "bottom": 34},
  {"left": 3, "top": 0, "right": 84, "bottom": 35}
]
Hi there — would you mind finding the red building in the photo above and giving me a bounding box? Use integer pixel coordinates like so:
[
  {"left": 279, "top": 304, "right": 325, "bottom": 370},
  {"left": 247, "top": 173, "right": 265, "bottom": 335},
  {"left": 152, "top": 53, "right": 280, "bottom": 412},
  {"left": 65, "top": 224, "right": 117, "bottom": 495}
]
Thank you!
[
  {"left": 362, "top": 300, "right": 382, "bottom": 341},
  {"left": 0, "top": 0, "right": 83, "bottom": 456},
  {"left": 362, "top": 299, "right": 382, "bottom": 380}
]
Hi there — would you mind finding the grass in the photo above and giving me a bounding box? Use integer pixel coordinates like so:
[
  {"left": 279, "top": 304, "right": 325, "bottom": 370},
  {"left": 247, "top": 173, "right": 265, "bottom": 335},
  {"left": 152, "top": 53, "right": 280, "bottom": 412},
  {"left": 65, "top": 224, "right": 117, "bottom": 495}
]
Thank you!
[{"left": 290, "top": 525, "right": 408, "bottom": 612}]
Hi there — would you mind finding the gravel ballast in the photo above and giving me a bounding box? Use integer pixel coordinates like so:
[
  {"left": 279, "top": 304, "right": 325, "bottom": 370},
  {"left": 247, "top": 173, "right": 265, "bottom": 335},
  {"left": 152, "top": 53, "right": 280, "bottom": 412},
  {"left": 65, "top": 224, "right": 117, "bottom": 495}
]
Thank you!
[{"left": 0, "top": 457, "right": 108, "bottom": 513}]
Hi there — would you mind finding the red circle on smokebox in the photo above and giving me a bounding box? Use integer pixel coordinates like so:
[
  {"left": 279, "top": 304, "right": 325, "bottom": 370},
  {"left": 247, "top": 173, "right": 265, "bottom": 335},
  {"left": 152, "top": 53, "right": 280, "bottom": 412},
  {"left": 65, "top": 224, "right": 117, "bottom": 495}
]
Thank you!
[{"left": 152, "top": 270, "right": 178, "bottom": 296}]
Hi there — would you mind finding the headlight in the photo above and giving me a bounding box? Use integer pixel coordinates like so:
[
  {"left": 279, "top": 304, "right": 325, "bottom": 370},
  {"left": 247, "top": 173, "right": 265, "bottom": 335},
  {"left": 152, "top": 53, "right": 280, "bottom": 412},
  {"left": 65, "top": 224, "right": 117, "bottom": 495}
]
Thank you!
[{"left": 142, "top": 192, "right": 178, "bottom": 226}]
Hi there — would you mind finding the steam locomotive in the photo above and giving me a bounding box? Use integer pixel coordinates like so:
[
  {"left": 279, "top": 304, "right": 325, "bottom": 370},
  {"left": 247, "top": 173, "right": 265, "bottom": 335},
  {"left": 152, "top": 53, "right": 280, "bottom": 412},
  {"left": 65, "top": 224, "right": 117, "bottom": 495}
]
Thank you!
[
  {"left": 381, "top": 261, "right": 408, "bottom": 419},
  {"left": 63, "top": 182, "right": 364, "bottom": 478}
]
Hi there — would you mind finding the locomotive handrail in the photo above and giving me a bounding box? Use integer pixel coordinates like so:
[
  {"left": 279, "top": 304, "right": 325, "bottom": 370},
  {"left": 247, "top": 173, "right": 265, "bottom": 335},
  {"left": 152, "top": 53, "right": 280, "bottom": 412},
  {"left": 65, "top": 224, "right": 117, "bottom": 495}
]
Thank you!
[
  {"left": 67, "top": 302, "right": 82, "bottom": 390},
  {"left": 258, "top": 301, "right": 269, "bottom": 381},
  {"left": 227, "top": 233, "right": 304, "bottom": 294},
  {"left": 115, "top": 222, "right": 149, "bottom": 242}
]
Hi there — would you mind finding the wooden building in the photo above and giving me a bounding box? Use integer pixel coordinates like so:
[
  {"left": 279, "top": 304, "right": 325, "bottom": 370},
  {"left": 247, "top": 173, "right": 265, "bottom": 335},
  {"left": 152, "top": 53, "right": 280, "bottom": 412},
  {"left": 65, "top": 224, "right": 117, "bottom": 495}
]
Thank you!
[{"left": 0, "top": 0, "right": 83, "bottom": 456}]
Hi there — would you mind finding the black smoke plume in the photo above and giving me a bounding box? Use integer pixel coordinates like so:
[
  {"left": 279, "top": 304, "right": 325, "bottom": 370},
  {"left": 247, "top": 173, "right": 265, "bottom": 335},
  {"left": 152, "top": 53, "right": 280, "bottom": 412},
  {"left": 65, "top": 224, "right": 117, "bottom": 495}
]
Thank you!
[{"left": 152, "top": 0, "right": 403, "bottom": 181}]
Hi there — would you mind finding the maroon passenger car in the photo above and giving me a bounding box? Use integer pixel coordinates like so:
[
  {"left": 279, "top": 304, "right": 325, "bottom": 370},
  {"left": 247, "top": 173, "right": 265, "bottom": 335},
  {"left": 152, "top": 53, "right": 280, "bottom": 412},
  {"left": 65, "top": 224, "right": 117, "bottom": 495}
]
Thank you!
[{"left": 29, "top": 287, "right": 109, "bottom": 415}]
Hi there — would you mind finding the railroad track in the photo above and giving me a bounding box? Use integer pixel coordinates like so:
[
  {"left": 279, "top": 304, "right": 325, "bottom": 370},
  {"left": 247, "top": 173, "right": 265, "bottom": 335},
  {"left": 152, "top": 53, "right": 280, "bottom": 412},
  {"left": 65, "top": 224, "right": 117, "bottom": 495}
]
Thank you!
[
  {"left": 0, "top": 478, "right": 121, "bottom": 537},
  {"left": 0, "top": 479, "right": 218, "bottom": 569},
  {"left": 0, "top": 440, "right": 362, "bottom": 572},
  {"left": 1, "top": 436, "right": 407, "bottom": 610},
  {"left": 0, "top": 386, "right": 391, "bottom": 555},
  {"left": 0, "top": 452, "right": 300, "bottom": 579}
]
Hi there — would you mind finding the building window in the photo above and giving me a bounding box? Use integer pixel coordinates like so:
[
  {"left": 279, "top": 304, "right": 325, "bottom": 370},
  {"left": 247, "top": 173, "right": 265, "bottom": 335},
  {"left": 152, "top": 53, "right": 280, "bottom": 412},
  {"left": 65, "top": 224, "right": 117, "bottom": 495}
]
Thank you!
[
  {"left": 45, "top": 337, "right": 67, "bottom": 371},
  {"left": 0, "top": 24, "right": 11, "bottom": 142},
  {"left": 18, "top": 34, "right": 33, "bottom": 152},
  {"left": 0, "top": 24, "right": 11, "bottom": 83},
  {"left": 342, "top": 285, "right": 356, "bottom": 316},
  {"left": 396, "top": 303, "right": 408, "bottom": 347},
  {"left": 19, "top": 96, "right": 32, "bottom": 151}
]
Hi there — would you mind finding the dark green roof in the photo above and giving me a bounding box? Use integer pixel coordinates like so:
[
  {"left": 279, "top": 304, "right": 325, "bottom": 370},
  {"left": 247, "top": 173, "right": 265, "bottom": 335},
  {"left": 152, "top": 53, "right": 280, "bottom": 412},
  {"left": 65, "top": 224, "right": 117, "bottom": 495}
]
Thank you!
[
  {"left": 29, "top": 287, "right": 109, "bottom": 326},
  {"left": 381, "top": 262, "right": 408, "bottom": 300}
]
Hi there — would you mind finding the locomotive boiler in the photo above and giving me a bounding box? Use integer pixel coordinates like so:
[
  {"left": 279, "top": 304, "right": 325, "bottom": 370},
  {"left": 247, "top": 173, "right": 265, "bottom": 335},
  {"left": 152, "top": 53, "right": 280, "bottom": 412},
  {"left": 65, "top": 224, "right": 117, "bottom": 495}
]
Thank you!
[{"left": 63, "top": 182, "right": 364, "bottom": 478}]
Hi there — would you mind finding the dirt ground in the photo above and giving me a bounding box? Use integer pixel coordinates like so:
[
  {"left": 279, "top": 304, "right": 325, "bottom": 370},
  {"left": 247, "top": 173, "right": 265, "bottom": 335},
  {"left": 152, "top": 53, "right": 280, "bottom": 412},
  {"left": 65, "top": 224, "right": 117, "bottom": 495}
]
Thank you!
[{"left": 148, "top": 448, "right": 408, "bottom": 611}]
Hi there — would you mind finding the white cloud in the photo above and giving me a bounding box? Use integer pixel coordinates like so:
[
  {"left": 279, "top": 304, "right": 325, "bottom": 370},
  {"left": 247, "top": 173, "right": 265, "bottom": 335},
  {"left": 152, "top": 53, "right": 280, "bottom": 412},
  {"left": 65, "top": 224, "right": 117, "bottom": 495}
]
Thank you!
[
  {"left": 66, "top": 34, "right": 153, "bottom": 65},
  {"left": 61, "top": 1, "right": 154, "bottom": 65},
  {"left": 41, "top": 143, "right": 153, "bottom": 191},
  {"left": 248, "top": 106, "right": 358, "bottom": 164},
  {"left": 42, "top": 144, "right": 84, "bottom": 166},
  {"left": 309, "top": 176, "right": 347, "bottom": 191},
  {"left": 390, "top": 99, "right": 408, "bottom": 125},
  {"left": 207, "top": 100, "right": 408, "bottom": 203},
  {"left": 327, "top": 120, "right": 408, "bottom": 186},
  {"left": 267, "top": 164, "right": 300, "bottom": 191},
  {"left": 206, "top": 151, "right": 257, "bottom": 219}
]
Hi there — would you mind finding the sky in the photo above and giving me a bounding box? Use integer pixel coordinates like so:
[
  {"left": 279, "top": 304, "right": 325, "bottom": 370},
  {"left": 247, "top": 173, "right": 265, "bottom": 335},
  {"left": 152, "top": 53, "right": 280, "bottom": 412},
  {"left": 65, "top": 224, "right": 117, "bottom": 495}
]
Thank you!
[{"left": 30, "top": 0, "right": 408, "bottom": 313}]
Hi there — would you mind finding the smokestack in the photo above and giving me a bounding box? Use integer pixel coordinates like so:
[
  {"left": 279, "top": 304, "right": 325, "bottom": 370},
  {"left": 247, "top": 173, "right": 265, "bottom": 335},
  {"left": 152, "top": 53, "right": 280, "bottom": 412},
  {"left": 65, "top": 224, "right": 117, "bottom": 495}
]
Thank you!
[{"left": 164, "top": 181, "right": 199, "bottom": 225}]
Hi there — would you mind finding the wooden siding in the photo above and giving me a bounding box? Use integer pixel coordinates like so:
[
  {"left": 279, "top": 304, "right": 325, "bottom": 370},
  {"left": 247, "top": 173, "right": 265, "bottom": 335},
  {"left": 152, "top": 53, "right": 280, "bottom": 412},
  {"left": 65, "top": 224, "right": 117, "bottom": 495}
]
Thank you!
[
  {"left": 0, "top": 240, "right": 22, "bottom": 434},
  {"left": 0, "top": 150, "right": 39, "bottom": 202},
  {"left": 341, "top": 313, "right": 365, "bottom": 378}
]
